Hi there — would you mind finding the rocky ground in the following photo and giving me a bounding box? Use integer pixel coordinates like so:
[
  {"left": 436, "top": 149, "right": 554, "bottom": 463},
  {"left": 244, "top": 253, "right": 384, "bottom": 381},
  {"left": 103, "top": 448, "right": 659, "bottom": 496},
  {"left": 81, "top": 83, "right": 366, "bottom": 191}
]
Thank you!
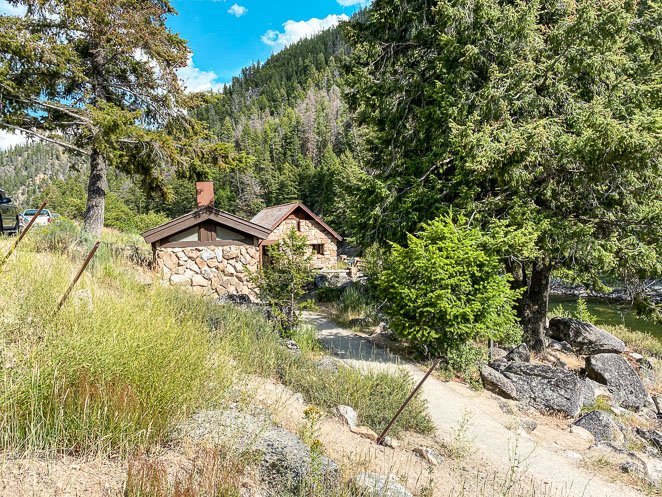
[{"left": 307, "top": 311, "right": 662, "bottom": 496}]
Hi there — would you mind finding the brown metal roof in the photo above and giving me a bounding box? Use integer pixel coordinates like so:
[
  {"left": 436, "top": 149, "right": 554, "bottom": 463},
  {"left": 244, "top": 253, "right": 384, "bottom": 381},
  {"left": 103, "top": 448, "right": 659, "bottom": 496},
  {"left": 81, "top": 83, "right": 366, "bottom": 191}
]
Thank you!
[
  {"left": 142, "top": 206, "right": 271, "bottom": 244},
  {"left": 250, "top": 202, "right": 343, "bottom": 242}
]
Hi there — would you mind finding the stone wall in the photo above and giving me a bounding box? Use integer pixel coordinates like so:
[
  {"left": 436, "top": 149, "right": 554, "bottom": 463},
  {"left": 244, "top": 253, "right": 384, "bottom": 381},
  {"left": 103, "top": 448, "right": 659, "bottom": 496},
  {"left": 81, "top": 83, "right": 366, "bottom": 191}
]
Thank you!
[
  {"left": 267, "top": 215, "right": 338, "bottom": 269},
  {"left": 156, "top": 245, "right": 259, "bottom": 298}
]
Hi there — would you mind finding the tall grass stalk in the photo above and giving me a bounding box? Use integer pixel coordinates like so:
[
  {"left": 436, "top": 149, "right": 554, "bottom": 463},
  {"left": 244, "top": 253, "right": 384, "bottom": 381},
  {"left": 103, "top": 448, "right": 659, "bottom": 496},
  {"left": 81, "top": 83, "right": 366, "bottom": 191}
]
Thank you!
[{"left": 0, "top": 247, "right": 232, "bottom": 456}]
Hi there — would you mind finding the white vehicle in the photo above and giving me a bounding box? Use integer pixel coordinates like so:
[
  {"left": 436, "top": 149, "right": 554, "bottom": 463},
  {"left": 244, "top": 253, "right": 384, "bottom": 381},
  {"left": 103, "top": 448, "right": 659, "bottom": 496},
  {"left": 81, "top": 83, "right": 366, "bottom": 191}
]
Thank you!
[{"left": 19, "top": 208, "right": 53, "bottom": 230}]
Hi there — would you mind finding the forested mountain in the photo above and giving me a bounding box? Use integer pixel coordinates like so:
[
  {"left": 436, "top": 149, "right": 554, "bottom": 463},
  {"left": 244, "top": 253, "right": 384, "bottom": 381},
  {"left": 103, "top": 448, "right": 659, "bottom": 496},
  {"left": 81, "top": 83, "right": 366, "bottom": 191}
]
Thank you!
[
  {"left": 0, "top": 143, "right": 79, "bottom": 206},
  {"left": 190, "top": 25, "right": 362, "bottom": 227},
  {"left": 0, "top": 24, "right": 362, "bottom": 234}
]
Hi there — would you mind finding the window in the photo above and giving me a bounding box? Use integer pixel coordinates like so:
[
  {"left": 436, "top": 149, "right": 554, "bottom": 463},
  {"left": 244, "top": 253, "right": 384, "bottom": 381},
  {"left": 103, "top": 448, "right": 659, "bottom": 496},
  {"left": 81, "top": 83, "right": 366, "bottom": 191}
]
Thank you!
[
  {"left": 169, "top": 227, "right": 199, "bottom": 242},
  {"left": 297, "top": 220, "right": 302, "bottom": 231},
  {"left": 216, "top": 225, "right": 245, "bottom": 241},
  {"left": 312, "top": 244, "right": 325, "bottom": 255}
]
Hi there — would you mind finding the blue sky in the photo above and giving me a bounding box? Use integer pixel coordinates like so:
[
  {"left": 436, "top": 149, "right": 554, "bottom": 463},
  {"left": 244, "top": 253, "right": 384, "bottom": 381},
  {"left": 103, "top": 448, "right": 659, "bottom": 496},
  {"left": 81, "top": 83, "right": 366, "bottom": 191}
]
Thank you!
[
  {"left": 170, "top": 0, "right": 369, "bottom": 91},
  {"left": 0, "top": 0, "right": 369, "bottom": 147}
]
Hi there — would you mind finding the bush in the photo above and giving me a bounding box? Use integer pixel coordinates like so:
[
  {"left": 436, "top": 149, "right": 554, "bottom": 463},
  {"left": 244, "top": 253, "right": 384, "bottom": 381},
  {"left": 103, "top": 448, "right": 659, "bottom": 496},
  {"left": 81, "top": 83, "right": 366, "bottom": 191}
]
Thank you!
[
  {"left": 252, "top": 227, "right": 315, "bottom": 333},
  {"left": 28, "top": 217, "right": 81, "bottom": 253},
  {"left": 377, "top": 214, "right": 522, "bottom": 357}
]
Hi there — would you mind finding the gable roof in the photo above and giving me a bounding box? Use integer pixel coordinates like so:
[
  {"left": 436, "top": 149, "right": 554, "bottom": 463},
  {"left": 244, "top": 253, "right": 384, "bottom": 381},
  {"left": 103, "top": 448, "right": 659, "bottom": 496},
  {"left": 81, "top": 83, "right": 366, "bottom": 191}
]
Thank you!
[
  {"left": 142, "top": 206, "right": 271, "bottom": 244},
  {"left": 251, "top": 202, "right": 343, "bottom": 242}
]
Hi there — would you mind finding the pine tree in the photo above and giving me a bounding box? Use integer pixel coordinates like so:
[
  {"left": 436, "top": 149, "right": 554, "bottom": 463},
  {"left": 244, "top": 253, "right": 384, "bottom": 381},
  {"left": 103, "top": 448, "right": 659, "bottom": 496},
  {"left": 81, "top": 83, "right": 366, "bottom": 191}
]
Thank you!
[{"left": 0, "top": 0, "right": 225, "bottom": 236}]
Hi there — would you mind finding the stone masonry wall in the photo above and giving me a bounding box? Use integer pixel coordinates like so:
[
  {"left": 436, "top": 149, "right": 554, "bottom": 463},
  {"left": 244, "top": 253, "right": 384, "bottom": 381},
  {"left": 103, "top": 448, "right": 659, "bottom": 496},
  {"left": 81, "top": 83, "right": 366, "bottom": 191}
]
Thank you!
[
  {"left": 267, "top": 215, "right": 338, "bottom": 269},
  {"left": 156, "top": 245, "right": 260, "bottom": 298}
]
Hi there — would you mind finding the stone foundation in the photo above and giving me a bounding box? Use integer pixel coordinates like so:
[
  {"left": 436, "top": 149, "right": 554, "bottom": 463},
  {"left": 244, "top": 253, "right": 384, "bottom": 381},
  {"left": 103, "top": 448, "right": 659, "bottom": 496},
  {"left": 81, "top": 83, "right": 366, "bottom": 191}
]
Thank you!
[{"left": 156, "top": 245, "right": 260, "bottom": 298}]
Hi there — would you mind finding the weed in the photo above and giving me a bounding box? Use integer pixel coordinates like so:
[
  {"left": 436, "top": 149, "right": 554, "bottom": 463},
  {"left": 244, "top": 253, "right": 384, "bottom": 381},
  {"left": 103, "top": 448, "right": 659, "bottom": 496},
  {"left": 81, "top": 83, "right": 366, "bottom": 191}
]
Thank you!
[
  {"left": 0, "top": 244, "right": 233, "bottom": 456},
  {"left": 603, "top": 324, "right": 662, "bottom": 358},
  {"left": 330, "top": 284, "right": 380, "bottom": 330},
  {"left": 580, "top": 395, "right": 614, "bottom": 415},
  {"left": 213, "top": 305, "right": 433, "bottom": 436},
  {"left": 298, "top": 406, "right": 323, "bottom": 448},
  {"left": 445, "top": 410, "right": 475, "bottom": 460}
]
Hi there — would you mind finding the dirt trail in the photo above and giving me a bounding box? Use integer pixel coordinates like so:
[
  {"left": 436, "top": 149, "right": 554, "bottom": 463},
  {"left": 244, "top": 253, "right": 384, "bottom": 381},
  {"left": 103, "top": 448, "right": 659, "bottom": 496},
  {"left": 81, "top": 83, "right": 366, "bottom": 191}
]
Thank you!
[{"left": 304, "top": 311, "right": 646, "bottom": 497}]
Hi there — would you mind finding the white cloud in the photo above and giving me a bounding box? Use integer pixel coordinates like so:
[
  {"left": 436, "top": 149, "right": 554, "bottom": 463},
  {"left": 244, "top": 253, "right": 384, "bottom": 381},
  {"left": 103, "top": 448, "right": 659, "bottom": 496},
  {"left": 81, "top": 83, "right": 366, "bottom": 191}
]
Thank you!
[
  {"left": 0, "top": 0, "right": 26, "bottom": 16},
  {"left": 227, "top": 3, "right": 247, "bottom": 17},
  {"left": 177, "top": 56, "right": 225, "bottom": 93},
  {"left": 262, "top": 14, "right": 349, "bottom": 52},
  {"left": 0, "top": 130, "right": 28, "bottom": 150},
  {"left": 337, "top": 0, "right": 371, "bottom": 6}
]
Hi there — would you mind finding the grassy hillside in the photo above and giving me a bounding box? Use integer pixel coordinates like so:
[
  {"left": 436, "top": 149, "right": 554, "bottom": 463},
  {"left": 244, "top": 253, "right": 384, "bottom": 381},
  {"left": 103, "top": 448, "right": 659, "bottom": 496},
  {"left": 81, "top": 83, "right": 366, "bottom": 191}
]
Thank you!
[{"left": 0, "top": 224, "right": 430, "bottom": 460}]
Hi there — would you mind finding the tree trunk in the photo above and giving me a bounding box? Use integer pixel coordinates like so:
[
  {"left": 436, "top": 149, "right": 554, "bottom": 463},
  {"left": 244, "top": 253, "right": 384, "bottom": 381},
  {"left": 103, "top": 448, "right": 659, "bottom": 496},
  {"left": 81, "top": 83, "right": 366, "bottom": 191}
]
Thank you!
[
  {"left": 521, "top": 258, "right": 552, "bottom": 353},
  {"left": 83, "top": 146, "right": 108, "bottom": 237},
  {"left": 506, "top": 258, "right": 528, "bottom": 321}
]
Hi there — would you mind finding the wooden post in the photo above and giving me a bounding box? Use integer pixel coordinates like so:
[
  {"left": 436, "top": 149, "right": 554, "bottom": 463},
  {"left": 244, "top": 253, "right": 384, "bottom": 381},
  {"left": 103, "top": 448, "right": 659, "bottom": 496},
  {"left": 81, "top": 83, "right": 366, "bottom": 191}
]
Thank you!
[
  {"left": 55, "top": 241, "right": 100, "bottom": 312},
  {"left": 0, "top": 201, "right": 47, "bottom": 270}
]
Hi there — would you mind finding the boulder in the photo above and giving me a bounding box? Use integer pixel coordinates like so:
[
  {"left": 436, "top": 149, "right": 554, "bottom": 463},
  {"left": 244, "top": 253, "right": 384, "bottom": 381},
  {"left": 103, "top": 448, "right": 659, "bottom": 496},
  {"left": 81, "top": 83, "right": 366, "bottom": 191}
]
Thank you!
[
  {"left": 548, "top": 339, "right": 575, "bottom": 354},
  {"left": 585, "top": 353, "right": 648, "bottom": 410},
  {"left": 501, "top": 362, "right": 582, "bottom": 417},
  {"left": 177, "top": 409, "right": 338, "bottom": 492},
  {"left": 488, "top": 359, "right": 509, "bottom": 373},
  {"left": 573, "top": 411, "right": 624, "bottom": 444},
  {"left": 519, "top": 418, "right": 537, "bottom": 433},
  {"left": 353, "top": 473, "right": 412, "bottom": 497},
  {"left": 316, "top": 356, "right": 344, "bottom": 374},
  {"left": 480, "top": 365, "right": 517, "bottom": 400},
  {"left": 548, "top": 317, "right": 625, "bottom": 355},
  {"left": 505, "top": 343, "right": 531, "bottom": 363},
  {"left": 336, "top": 405, "right": 359, "bottom": 430},
  {"left": 382, "top": 436, "right": 400, "bottom": 449},
  {"left": 636, "top": 428, "right": 662, "bottom": 454},
  {"left": 490, "top": 347, "right": 509, "bottom": 362}
]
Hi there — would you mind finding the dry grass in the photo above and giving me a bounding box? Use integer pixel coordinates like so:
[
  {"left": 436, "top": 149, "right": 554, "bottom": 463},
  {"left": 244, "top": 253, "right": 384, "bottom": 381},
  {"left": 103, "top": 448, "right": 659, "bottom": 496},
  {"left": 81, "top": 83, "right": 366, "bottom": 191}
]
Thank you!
[
  {"left": 603, "top": 324, "right": 662, "bottom": 359},
  {"left": 126, "top": 447, "right": 246, "bottom": 497}
]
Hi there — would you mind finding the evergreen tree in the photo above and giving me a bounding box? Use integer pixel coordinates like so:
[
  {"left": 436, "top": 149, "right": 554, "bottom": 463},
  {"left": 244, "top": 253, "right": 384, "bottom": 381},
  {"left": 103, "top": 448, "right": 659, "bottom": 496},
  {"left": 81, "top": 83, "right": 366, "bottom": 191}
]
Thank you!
[
  {"left": 0, "top": 0, "right": 225, "bottom": 236},
  {"left": 347, "top": 0, "right": 662, "bottom": 350}
]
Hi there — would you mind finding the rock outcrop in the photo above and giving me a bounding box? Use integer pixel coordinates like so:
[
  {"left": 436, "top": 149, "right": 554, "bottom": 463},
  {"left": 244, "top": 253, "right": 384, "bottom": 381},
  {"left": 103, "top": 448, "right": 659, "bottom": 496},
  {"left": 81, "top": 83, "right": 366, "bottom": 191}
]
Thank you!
[
  {"left": 636, "top": 428, "right": 662, "bottom": 454},
  {"left": 177, "top": 409, "right": 338, "bottom": 492},
  {"left": 505, "top": 343, "right": 531, "bottom": 363},
  {"left": 480, "top": 365, "right": 517, "bottom": 400},
  {"left": 585, "top": 353, "right": 648, "bottom": 410},
  {"left": 573, "top": 411, "right": 624, "bottom": 444},
  {"left": 501, "top": 362, "right": 582, "bottom": 417},
  {"left": 548, "top": 317, "right": 625, "bottom": 355}
]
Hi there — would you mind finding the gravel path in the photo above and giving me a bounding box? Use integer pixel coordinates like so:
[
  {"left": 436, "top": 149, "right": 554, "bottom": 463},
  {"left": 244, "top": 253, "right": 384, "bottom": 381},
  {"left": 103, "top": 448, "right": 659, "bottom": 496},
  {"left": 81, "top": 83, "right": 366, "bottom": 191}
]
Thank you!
[{"left": 304, "top": 311, "right": 646, "bottom": 497}]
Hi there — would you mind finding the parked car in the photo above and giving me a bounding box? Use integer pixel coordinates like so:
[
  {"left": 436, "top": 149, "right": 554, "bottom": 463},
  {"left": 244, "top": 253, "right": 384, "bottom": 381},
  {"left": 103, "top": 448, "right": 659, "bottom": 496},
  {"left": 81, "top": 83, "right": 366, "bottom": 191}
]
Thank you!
[
  {"left": 19, "top": 208, "right": 53, "bottom": 230},
  {"left": 0, "top": 189, "right": 19, "bottom": 234}
]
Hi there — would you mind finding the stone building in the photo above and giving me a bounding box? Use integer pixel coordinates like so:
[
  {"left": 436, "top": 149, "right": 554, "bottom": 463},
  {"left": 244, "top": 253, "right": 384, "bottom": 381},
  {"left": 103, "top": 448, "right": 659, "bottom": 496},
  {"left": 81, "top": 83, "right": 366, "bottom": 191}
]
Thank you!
[
  {"left": 251, "top": 202, "right": 342, "bottom": 270},
  {"left": 142, "top": 182, "right": 342, "bottom": 298}
]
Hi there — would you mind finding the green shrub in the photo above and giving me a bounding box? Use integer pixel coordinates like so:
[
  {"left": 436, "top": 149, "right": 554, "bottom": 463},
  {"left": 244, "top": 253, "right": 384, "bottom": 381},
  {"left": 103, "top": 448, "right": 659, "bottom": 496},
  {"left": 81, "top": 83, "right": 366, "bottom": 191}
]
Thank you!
[
  {"left": 132, "top": 211, "right": 170, "bottom": 234},
  {"left": 315, "top": 287, "right": 343, "bottom": 303},
  {"left": 252, "top": 227, "right": 316, "bottom": 333},
  {"left": 377, "top": 214, "right": 523, "bottom": 357},
  {"left": 28, "top": 217, "right": 81, "bottom": 253},
  {"left": 575, "top": 298, "right": 598, "bottom": 323}
]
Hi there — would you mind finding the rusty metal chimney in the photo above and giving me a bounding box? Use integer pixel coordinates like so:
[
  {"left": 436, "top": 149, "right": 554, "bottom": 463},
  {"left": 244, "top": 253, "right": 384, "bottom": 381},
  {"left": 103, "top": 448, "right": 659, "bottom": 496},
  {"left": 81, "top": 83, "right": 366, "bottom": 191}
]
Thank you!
[{"left": 196, "top": 182, "right": 214, "bottom": 208}]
